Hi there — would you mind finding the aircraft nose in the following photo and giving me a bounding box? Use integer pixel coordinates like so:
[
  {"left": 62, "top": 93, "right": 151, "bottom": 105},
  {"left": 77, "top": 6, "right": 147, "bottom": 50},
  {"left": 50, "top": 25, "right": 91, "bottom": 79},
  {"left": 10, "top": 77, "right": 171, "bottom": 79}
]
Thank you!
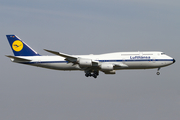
[{"left": 173, "top": 59, "right": 176, "bottom": 63}]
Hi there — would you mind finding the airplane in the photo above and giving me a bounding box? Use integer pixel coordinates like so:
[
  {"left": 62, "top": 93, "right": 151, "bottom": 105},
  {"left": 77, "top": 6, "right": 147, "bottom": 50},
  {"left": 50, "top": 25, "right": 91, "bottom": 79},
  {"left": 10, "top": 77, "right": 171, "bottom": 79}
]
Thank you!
[{"left": 6, "top": 35, "right": 175, "bottom": 78}]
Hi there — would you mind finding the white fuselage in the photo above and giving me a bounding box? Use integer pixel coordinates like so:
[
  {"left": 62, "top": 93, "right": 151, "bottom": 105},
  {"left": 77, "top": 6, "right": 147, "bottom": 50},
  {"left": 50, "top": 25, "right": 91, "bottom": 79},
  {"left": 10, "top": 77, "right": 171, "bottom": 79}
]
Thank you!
[{"left": 11, "top": 51, "right": 174, "bottom": 71}]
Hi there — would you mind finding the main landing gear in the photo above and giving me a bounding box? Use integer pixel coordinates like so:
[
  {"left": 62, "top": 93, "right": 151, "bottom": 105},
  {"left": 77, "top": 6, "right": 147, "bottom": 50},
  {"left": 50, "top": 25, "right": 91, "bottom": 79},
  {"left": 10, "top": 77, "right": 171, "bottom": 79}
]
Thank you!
[
  {"left": 85, "top": 71, "right": 99, "bottom": 78},
  {"left": 156, "top": 68, "right": 160, "bottom": 75}
]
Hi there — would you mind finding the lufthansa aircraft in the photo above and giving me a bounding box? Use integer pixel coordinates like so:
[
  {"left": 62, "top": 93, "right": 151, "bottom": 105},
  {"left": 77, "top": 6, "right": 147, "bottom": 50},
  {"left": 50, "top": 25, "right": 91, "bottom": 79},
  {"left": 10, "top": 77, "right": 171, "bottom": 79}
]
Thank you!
[{"left": 6, "top": 35, "right": 175, "bottom": 78}]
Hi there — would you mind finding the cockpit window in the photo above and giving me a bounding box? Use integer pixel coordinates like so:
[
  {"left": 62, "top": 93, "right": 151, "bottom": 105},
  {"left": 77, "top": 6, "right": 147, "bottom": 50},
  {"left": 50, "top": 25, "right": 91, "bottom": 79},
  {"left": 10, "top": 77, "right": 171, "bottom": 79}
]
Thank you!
[{"left": 161, "top": 53, "right": 166, "bottom": 55}]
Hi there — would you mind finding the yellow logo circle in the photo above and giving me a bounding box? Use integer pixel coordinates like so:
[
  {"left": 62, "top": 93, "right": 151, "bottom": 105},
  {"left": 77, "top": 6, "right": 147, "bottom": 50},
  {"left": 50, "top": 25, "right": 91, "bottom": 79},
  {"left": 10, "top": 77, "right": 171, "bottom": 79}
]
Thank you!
[{"left": 12, "top": 40, "right": 23, "bottom": 52}]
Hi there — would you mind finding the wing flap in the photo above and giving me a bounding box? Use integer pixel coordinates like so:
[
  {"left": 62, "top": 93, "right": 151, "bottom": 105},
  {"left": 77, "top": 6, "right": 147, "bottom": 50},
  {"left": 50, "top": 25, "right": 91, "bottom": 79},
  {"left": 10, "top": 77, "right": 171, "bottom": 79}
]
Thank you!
[{"left": 44, "top": 49, "right": 99, "bottom": 66}]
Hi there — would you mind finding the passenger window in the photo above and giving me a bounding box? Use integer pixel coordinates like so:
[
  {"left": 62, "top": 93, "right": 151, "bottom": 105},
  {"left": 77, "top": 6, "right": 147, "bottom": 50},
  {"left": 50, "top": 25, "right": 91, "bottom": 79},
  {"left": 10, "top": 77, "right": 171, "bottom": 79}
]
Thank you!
[{"left": 161, "top": 53, "right": 165, "bottom": 55}]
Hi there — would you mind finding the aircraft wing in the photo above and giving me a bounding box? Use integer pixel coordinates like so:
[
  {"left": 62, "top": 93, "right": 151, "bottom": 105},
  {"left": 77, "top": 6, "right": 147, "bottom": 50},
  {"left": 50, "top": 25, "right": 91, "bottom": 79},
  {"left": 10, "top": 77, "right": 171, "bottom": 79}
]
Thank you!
[
  {"left": 6, "top": 55, "right": 32, "bottom": 62},
  {"left": 44, "top": 49, "right": 99, "bottom": 65},
  {"left": 44, "top": 49, "right": 78, "bottom": 63},
  {"left": 44, "top": 49, "right": 76, "bottom": 59}
]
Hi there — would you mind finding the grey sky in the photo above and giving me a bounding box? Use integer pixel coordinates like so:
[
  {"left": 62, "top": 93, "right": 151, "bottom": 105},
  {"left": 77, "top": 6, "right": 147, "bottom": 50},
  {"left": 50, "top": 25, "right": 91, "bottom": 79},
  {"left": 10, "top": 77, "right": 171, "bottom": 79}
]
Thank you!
[{"left": 0, "top": 0, "right": 180, "bottom": 120}]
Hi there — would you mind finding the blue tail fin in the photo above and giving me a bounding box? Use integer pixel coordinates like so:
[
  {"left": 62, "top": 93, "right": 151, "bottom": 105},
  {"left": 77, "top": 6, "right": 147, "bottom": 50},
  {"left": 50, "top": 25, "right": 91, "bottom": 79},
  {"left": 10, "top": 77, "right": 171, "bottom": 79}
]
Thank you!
[{"left": 6, "top": 35, "right": 40, "bottom": 56}]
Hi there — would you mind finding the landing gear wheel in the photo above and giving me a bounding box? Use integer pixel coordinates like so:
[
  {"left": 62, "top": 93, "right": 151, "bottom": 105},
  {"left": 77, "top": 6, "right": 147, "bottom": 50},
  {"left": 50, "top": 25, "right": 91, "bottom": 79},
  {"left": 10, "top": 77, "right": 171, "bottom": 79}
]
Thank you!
[
  {"left": 84, "top": 70, "right": 99, "bottom": 78},
  {"left": 92, "top": 74, "right": 97, "bottom": 78},
  {"left": 94, "top": 71, "right": 99, "bottom": 76},
  {"left": 85, "top": 73, "right": 89, "bottom": 77},
  {"left": 156, "top": 72, "right": 160, "bottom": 75}
]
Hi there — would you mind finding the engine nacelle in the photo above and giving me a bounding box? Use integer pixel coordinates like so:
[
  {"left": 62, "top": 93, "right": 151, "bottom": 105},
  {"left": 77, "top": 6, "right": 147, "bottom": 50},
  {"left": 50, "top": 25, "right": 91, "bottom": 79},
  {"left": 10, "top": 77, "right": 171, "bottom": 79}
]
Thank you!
[
  {"left": 100, "top": 63, "right": 114, "bottom": 71},
  {"left": 78, "top": 58, "right": 92, "bottom": 67},
  {"left": 103, "top": 70, "right": 116, "bottom": 74}
]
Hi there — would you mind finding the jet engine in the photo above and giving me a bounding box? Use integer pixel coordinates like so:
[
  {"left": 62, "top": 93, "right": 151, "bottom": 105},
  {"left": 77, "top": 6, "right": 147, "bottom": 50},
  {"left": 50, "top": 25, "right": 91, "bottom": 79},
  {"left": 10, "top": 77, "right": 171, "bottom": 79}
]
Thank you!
[
  {"left": 100, "top": 63, "right": 114, "bottom": 71},
  {"left": 78, "top": 58, "right": 92, "bottom": 67},
  {"left": 103, "top": 70, "right": 116, "bottom": 74}
]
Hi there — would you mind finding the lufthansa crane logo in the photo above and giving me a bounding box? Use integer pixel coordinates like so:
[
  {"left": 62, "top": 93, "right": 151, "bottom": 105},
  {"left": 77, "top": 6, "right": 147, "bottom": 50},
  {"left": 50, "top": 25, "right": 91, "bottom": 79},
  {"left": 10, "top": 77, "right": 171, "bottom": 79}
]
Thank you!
[{"left": 12, "top": 40, "right": 23, "bottom": 52}]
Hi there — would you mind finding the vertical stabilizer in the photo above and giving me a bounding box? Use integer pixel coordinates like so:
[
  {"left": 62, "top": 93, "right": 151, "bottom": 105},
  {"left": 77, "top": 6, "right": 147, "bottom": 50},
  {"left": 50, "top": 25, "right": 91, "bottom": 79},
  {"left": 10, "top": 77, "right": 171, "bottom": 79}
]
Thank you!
[{"left": 6, "top": 35, "right": 40, "bottom": 56}]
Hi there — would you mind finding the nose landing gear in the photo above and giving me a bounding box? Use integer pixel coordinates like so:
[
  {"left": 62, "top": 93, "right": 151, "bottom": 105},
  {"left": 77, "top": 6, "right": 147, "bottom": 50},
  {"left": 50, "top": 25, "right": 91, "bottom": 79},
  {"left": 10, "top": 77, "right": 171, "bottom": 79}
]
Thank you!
[
  {"left": 156, "top": 72, "right": 160, "bottom": 75},
  {"left": 156, "top": 68, "right": 160, "bottom": 75}
]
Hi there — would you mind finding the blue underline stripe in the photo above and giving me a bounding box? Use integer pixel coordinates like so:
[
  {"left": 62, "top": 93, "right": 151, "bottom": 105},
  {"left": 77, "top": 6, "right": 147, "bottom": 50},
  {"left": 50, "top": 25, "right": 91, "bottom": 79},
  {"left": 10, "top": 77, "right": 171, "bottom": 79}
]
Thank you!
[{"left": 99, "top": 59, "right": 173, "bottom": 62}]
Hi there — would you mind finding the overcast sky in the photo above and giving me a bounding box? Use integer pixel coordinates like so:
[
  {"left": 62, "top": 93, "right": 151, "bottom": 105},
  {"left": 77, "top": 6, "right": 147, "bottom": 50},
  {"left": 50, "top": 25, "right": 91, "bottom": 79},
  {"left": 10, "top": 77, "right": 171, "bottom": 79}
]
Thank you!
[{"left": 0, "top": 0, "right": 180, "bottom": 120}]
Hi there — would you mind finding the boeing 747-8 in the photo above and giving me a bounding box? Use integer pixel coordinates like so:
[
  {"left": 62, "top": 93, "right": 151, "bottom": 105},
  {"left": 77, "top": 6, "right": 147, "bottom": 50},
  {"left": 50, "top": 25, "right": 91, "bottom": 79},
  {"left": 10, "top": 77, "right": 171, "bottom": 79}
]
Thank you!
[{"left": 6, "top": 35, "right": 175, "bottom": 78}]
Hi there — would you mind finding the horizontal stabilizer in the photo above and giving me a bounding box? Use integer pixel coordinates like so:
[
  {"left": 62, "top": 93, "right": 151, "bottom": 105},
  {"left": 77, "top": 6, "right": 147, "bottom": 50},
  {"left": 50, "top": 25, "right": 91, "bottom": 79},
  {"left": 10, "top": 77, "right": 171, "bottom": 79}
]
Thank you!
[{"left": 5, "top": 55, "right": 32, "bottom": 62}]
